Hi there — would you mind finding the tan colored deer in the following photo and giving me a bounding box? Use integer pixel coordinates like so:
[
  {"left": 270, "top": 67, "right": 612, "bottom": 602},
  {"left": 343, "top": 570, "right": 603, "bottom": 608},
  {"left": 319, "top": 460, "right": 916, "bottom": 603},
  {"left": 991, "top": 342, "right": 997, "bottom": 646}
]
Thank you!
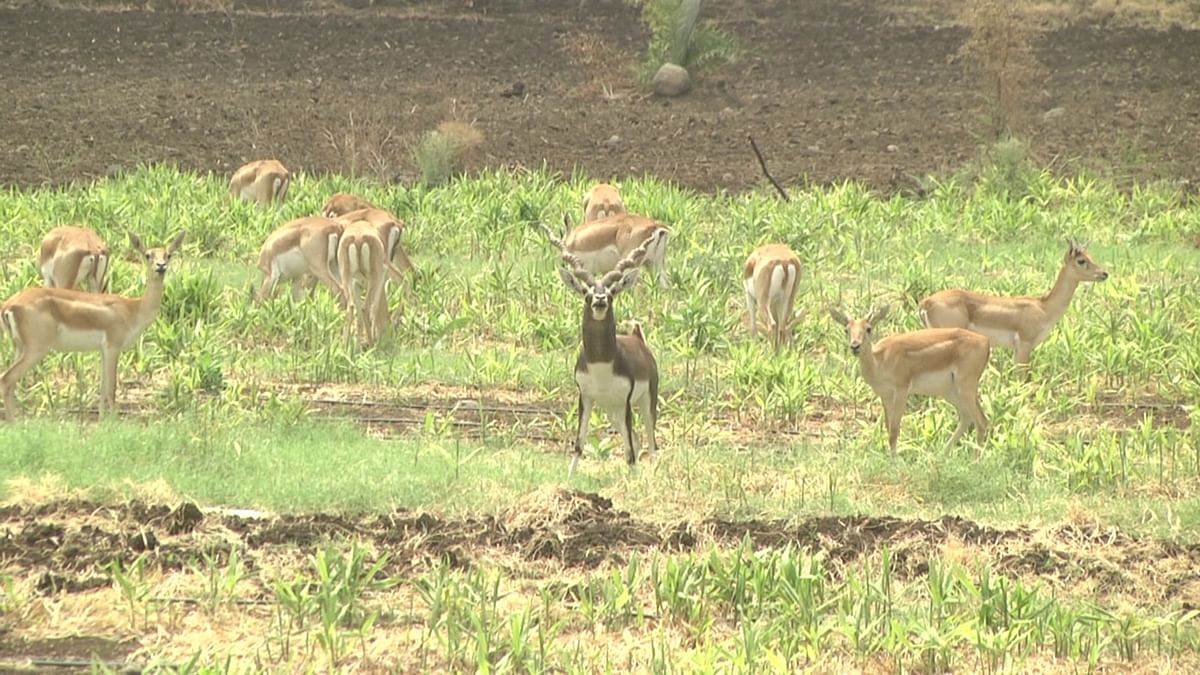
[
  {"left": 256, "top": 217, "right": 344, "bottom": 303},
  {"left": 827, "top": 305, "right": 991, "bottom": 455},
  {"left": 321, "top": 192, "right": 376, "bottom": 219},
  {"left": 562, "top": 213, "right": 671, "bottom": 289},
  {"left": 582, "top": 183, "right": 626, "bottom": 223},
  {"left": 38, "top": 225, "right": 110, "bottom": 292},
  {"left": 336, "top": 219, "right": 404, "bottom": 344},
  {"left": 743, "top": 243, "right": 801, "bottom": 352},
  {"left": 229, "top": 160, "right": 290, "bottom": 207},
  {"left": 1, "top": 232, "right": 186, "bottom": 419},
  {"left": 919, "top": 242, "right": 1108, "bottom": 378}
]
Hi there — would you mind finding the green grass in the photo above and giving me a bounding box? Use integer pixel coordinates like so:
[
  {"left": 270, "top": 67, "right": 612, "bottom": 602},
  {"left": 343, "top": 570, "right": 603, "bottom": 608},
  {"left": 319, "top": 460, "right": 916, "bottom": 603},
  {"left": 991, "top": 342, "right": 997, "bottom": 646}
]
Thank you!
[
  {"left": 1, "top": 161, "right": 1199, "bottom": 672},
  {"left": 0, "top": 164, "right": 1198, "bottom": 532}
]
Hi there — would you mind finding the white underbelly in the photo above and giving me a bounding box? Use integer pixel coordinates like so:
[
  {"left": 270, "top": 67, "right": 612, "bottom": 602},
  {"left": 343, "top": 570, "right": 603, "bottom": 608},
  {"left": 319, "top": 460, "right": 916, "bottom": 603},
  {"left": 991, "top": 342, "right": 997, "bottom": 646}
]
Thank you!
[
  {"left": 968, "top": 323, "right": 1017, "bottom": 349},
  {"left": 909, "top": 368, "right": 956, "bottom": 397},
  {"left": 239, "top": 183, "right": 259, "bottom": 202},
  {"left": 56, "top": 326, "right": 105, "bottom": 352},
  {"left": 40, "top": 260, "right": 56, "bottom": 285},
  {"left": 272, "top": 249, "right": 309, "bottom": 281},
  {"left": 576, "top": 363, "right": 649, "bottom": 411},
  {"left": 573, "top": 247, "right": 621, "bottom": 275}
]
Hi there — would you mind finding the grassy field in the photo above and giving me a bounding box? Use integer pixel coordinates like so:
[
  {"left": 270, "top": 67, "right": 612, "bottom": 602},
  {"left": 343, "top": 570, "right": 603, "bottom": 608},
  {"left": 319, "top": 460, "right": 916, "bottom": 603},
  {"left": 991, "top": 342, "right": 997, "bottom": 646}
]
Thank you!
[{"left": 0, "top": 161, "right": 1198, "bottom": 672}]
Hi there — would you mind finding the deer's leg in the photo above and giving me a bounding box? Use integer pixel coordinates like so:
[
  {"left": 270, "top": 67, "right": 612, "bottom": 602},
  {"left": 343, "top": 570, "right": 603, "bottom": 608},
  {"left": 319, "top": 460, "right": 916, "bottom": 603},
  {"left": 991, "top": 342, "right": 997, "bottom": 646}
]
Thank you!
[
  {"left": 883, "top": 388, "right": 907, "bottom": 455},
  {"left": 638, "top": 391, "right": 656, "bottom": 462},
  {"left": 744, "top": 282, "right": 759, "bottom": 339},
  {"left": 570, "top": 392, "right": 593, "bottom": 479},
  {"left": 99, "top": 344, "right": 120, "bottom": 417},
  {"left": 1, "top": 342, "right": 48, "bottom": 421},
  {"left": 1014, "top": 338, "right": 1034, "bottom": 381}
]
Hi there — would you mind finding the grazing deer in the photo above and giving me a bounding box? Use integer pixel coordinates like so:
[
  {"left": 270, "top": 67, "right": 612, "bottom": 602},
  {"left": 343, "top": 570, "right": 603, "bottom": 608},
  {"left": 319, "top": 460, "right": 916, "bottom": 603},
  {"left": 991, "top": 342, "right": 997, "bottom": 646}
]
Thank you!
[
  {"left": 541, "top": 224, "right": 660, "bottom": 477},
  {"left": 38, "top": 225, "right": 110, "bottom": 293},
  {"left": 321, "top": 192, "right": 377, "bottom": 219},
  {"left": 229, "top": 160, "right": 290, "bottom": 207},
  {"left": 743, "top": 243, "right": 801, "bottom": 352},
  {"left": 919, "top": 241, "right": 1109, "bottom": 378},
  {"left": 563, "top": 213, "right": 672, "bottom": 289},
  {"left": 256, "top": 217, "right": 344, "bottom": 303},
  {"left": 337, "top": 219, "right": 404, "bottom": 344},
  {"left": 827, "top": 305, "right": 990, "bottom": 455},
  {"left": 582, "top": 183, "right": 626, "bottom": 223},
  {"left": 1, "top": 232, "right": 186, "bottom": 419},
  {"left": 336, "top": 207, "right": 416, "bottom": 277}
]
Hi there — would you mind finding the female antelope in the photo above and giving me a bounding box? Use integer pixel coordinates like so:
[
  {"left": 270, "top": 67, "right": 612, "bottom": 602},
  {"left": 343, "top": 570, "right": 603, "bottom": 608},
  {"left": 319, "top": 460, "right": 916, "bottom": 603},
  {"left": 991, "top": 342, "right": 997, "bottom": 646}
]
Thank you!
[{"left": 828, "top": 305, "right": 990, "bottom": 455}]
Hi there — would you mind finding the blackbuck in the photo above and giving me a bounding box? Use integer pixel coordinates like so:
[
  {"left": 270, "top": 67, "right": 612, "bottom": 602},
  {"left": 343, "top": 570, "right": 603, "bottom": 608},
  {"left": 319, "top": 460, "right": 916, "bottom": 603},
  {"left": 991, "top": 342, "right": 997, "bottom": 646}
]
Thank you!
[
  {"left": 582, "top": 183, "right": 626, "bottom": 223},
  {"left": 256, "top": 217, "right": 344, "bottom": 303},
  {"left": 828, "top": 305, "right": 990, "bottom": 455},
  {"left": 337, "top": 218, "right": 404, "bottom": 344},
  {"left": 562, "top": 213, "right": 672, "bottom": 289},
  {"left": 743, "top": 243, "right": 801, "bottom": 352},
  {"left": 919, "top": 242, "right": 1108, "bottom": 378},
  {"left": 229, "top": 160, "right": 290, "bottom": 207},
  {"left": 38, "top": 225, "right": 110, "bottom": 292},
  {"left": 542, "top": 224, "right": 660, "bottom": 477},
  {"left": 1, "top": 232, "right": 186, "bottom": 419},
  {"left": 321, "top": 192, "right": 377, "bottom": 219}
]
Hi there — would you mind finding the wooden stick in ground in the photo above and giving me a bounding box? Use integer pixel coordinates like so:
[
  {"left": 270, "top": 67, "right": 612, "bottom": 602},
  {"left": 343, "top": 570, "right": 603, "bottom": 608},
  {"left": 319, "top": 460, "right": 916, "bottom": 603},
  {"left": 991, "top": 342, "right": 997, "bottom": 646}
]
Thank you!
[{"left": 748, "top": 134, "right": 790, "bottom": 202}]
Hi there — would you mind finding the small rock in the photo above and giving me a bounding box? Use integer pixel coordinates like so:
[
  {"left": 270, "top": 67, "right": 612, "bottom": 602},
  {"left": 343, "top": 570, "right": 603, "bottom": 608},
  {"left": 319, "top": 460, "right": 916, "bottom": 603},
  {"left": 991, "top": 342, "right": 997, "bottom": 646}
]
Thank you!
[
  {"left": 807, "top": 145, "right": 821, "bottom": 153},
  {"left": 652, "top": 63, "right": 691, "bottom": 97},
  {"left": 1042, "top": 106, "right": 1067, "bottom": 122},
  {"left": 722, "top": 172, "right": 734, "bottom": 182},
  {"left": 604, "top": 135, "right": 620, "bottom": 146},
  {"left": 886, "top": 144, "right": 899, "bottom": 153},
  {"left": 127, "top": 529, "right": 159, "bottom": 552},
  {"left": 499, "top": 81, "right": 526, "bottom": 98}
]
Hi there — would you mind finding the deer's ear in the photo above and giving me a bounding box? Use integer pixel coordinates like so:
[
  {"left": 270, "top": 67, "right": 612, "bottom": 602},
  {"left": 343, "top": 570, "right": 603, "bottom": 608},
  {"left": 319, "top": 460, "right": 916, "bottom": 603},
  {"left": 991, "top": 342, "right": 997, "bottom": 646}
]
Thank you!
[
  {"left": 128, "top": 233, "right": 146, "bottom": 256},
  {"left": 826, "top": 305, "right": 850, "bottom": 326},
  {"left": 557, "top": 265, "right": 589, "bottom": 295},
  {"left": 168, "top": 231, "right": 187, "bottom": 255},
  {"left": 611, "top": 269, "right": 642, "bottom": 295},
  {"left": 867, "top": 304, "right": 890, "bottom": 325}
]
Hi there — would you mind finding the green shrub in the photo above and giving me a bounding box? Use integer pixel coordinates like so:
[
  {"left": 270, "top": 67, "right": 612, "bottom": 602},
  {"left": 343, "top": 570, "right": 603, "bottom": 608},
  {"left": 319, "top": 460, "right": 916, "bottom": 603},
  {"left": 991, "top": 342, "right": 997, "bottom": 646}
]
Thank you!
[{"left": 634, "top": 0, "right": 740, "bottom": 84}]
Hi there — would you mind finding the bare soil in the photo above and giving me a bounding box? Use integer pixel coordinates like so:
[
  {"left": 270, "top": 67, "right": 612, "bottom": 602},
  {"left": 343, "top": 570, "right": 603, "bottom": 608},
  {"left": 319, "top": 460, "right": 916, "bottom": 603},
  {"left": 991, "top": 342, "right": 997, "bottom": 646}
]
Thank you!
[{"left": 1, "top": 0, "right": 1198, "bottom": 194}]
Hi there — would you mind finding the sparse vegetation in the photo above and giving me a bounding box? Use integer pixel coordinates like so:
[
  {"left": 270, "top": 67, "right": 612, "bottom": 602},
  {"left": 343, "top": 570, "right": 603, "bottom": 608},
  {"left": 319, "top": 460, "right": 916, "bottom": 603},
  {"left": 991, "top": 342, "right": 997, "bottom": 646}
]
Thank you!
[
  {"left": 631, "top": 0, "right": 740, "bottom": 85},
  {"left": 959, "top": 0, "right": 1046, "bottom": 137},
  {"left": 412, "top": 120, "right": 485, "bottom": 186}
]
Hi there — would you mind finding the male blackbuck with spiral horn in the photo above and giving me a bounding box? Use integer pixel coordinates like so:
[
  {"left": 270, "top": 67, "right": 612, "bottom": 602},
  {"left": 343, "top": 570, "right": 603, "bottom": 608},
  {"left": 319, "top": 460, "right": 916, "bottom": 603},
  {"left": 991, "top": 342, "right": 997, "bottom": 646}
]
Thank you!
[
  {"left": 229, "top": 159, "right": 290, "bottom": 207},
  {"left": 1, "top": 232, "right": 186, "bottom": 419},
  {"left": 38, "top": 225, "right": 110, "bottom": 293},
  {"left": 828, "top": 305, "right": 991, "bottom": 455},
  {"left": 562, "top": 212, "right": 672, "bottom": 289},
  {"left": 255, "top": 217, "right": 344, "bottom": 303},
  {"left": 582, "top": 183, "right": 626, "bottom": 223},
  {"left": 743, "top": 243, "right": 801, "bottom": 352},
  {"left": 919, "top": 241, "right": 1108, "bottom": 379},
  {"left": 541, "top": 223, "right": 660, "bottom": 477}
]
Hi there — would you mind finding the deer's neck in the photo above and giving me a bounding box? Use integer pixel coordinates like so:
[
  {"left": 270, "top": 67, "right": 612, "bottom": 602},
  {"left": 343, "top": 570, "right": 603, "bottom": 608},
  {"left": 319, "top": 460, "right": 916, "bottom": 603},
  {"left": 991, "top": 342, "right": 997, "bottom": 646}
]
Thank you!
[
  {"left": 580, "top": 307, "right": 619, "bottom": 366},
  {"left": 129, "top": 271, "right": 167, "bottom": 336},
  {"left": 1039, "top": 265, "right": 1080, "bottom": 322}
]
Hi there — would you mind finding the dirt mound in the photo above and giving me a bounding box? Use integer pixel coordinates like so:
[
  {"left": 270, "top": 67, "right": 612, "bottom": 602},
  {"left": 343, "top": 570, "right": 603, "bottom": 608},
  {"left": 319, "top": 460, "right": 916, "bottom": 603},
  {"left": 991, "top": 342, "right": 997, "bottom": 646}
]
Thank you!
[{"left": 3, "top": 496, "right": 1198, "bottom": 608}]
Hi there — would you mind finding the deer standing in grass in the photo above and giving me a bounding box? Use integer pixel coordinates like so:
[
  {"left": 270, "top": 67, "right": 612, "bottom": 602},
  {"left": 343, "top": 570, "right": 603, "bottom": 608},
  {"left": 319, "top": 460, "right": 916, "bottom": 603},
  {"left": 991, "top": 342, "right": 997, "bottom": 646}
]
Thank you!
[
  {"left": 337, "top": 218, "right": 405, "bottom": 344},
  {"left": 229, "top": 160, "right": 290, "bottom": 207},
  {"left": 743, "top": 243, "right": 801, "bottom": 352},
  {"left": 582, "top": 183, "right": 626, "bottom": 223},
  {"left": 1, "top": 232, "right": 186, "bottom": 420},
  {"left": 919, "top": 242, "right": 1108, "bottom": 379},
  {"left": 827, "top": 305, "right": 990, "bottom": 455},
  {"left": 542, "top": 224, "right": 660, "bottom": 477},
  {"left": 562, "top": 213, "right": 672, "bottom": 289},
  {"left": 321, "top": 192, "right": 377, "bottom": 219},
  {"left": 38, "top": 226, "right": 110, "bottom": 292},
  {"left": 255, "top": 217, "right": 344, "bottom": 303}
]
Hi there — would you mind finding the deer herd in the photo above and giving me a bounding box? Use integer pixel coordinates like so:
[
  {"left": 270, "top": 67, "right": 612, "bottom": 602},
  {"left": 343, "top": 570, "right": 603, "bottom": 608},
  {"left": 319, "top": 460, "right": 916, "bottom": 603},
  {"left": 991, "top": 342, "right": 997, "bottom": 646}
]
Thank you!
[{"left": 0, "top": 160, "right": 1111, "bottom": 475}]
